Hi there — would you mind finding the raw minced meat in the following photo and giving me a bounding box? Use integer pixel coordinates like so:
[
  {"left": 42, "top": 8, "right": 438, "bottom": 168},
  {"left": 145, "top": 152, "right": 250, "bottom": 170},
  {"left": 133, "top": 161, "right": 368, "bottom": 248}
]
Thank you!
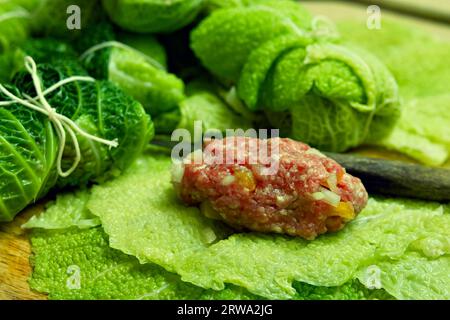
[{"left": 172, "top": 137, "right": 368, "bottom": 239}]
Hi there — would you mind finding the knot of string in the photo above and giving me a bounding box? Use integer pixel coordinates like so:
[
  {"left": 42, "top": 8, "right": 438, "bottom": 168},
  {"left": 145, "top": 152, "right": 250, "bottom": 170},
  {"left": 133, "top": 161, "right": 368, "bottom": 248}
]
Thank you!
[{"left": 0, "top": 56, "right": 119, "bottom": 177}]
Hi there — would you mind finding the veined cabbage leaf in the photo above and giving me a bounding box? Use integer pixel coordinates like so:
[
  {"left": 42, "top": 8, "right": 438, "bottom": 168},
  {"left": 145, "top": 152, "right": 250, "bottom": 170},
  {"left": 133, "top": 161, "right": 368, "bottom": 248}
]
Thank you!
[
  {"left": 174, "top": 79, "right": 253, "bottom": 137},
  {"left": 0, "top": 85, "right": 57, "bottom": 221},
  {"left": 13, "top": 59, "right": 154, "bottom": 187},
  {"left": 22, "top": 189, "right": 100, "bottom": 229},
  {"left": 338, "top": 19, "right": 450, "bottom": 165},
  {"left": 31, "top": 0, "right": 101, "bottom": 39},
  {"left": 29, "top": 227, "right": 259, "bottom": 300},
  {"left": 29, "top": 226, "right": 392, "bottom": 300},
  {"left": 0, "top": 55, "right": 153, "bottom": 221},
  {"left": 0, "top": 38, "right": 79, "bottom": 83},
  {"left": 0, "top": 1, "right": 33, "bottom": 53},
  {"left": 78, "top": 23, "right": 185, "bottom": 119},
  {"left": 26, "top": 174, "right": 391, "bottom": 300},
  {"left": 101, "top": 0, "right": 204, "bottom": 34},
  {"left": 191, "top": 2, "right": 313, "bottom": 83},
  {"left": 191, "top": 2, "right": 401, "bottom": 152},
  {"left": 87, "top": 153, "right": 449, "bottom": 300}
]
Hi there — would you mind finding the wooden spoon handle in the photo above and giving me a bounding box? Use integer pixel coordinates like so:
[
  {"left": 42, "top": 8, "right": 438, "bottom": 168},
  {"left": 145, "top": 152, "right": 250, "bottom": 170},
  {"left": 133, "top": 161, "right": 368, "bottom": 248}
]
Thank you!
[{"left": 325, "top": 152, "right": 450, "bottom": 202}]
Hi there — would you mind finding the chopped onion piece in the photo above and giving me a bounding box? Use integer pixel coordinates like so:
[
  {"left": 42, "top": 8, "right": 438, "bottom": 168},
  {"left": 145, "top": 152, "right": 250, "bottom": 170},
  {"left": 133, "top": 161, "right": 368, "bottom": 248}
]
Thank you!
[
  {"left": 221, "top": 175, "right": 235, "bottom": 186},
  {"left": 320, "top": 187, "right": 341, "bottom": 207},
  {"left": 202, "top": 227, "right": 217, "bottom": 244},
  {"left": 200, "top": 201, "right": 221, "bottom": 220},
  {"left": 327, "top": 173, "right": 339, "bottom": 193},
  {"left": 312, "top": 192, "right": 325, "bottom": 200}
]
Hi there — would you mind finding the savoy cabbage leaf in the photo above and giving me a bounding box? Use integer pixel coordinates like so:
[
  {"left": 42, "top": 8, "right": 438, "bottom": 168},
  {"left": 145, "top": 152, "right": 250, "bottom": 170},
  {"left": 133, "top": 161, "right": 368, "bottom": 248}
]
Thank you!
[
  {"left": 22, "top": 189, "right": 100, "bottom": 229},
  {"left": 101, "top": 0, "right": 204, "bottom": 34},
  {"left": 191, "top": 3, "right": 312, "bottom": 83},
  {"left": 338, "top": 19, "right": 450, "bottom": 165},
  {"left": 28, "top": 202, "right": 391, "bottom": 300},
  {"left": 0, "top": 1, "right": 32, "bottom": 53},
  {"left": 78, "top": 23, "right": 185, "bottom": 118},
  {"left": 31, "top": 0, "right": 101, "bottom": 39},
  {"left": 175, "top": 79, "right": 253, "bottom": 138},
  {"left": 0, "top": 86, "right": 57, "bottom": 221},
  {"left": 29, "top": 226, "right": 259, "bottom": 300},
  {"left": 87, "top": 153, "right": 449, "bottom": 300},
  {"left": 13, "top": 59, "right": 154, "bottom": 187},
  {"left": 191, "top": 2, "right": 400, "bottom": 152},
  {"left": 0, "top": 54, "right": 153, "bottom": 221}
]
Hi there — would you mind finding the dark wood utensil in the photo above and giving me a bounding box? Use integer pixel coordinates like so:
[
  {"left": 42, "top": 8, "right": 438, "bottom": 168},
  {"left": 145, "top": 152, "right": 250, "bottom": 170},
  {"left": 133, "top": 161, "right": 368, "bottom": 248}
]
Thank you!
[{"left": 325, "top": 152, "right": 450, "bottom": 202}]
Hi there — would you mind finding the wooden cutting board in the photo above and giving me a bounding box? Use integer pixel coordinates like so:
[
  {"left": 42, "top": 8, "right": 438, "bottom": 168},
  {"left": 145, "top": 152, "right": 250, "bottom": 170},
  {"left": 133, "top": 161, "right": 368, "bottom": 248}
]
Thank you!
[
  {"left": 0, "top": 205, "right": 46, "bottom": 300},
  {"left": 1, "top": 1, "right": 449, "bottom": 300}
]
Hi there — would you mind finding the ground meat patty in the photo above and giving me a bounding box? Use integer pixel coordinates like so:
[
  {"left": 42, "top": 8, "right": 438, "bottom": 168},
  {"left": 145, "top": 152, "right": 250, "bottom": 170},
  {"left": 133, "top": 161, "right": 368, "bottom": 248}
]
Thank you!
[{"left": 172, "top": 137, "right": 368, "bottom": 240}]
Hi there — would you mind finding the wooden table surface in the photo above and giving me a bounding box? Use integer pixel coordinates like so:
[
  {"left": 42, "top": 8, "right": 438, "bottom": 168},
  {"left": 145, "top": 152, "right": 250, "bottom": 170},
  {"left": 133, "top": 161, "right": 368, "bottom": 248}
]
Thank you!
[
  {"left": 0, "top": 1, "right": 449, "bottom": 300},
  {"left": 0, "top": 205, "right": 46, "bottom": 300}
]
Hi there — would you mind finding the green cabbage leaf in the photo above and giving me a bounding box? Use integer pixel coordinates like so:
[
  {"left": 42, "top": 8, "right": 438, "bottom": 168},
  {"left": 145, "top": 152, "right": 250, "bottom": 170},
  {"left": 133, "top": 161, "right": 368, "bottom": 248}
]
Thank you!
[
  {"left": 86, "top": 153, "right": 449, "bottom": 299},
  {"left": 0, "top": 0, "right": 36, "bottom": 81},
  {"left": 0, "top": 85, "right": 57, "bottom": 221},
  {"left": 0, "top": 54, "right": 153, "bottom": 221},
  {"left": 338, "top": 20, "right": 450, "bottom": 165},
  {"left": 22, "top": 190, "right": 100, "bottom": 229},
  {"left": 29, "top": 226, "right": 258, "bottom": 300},
  {"left": 101, "top": 0, "right": 204, "bottom": 33},
  {"left": 30, "top": 225, "right": 393, "bottom": 300},
  {"left": 31, "top": 0, "right": 100, "bottom": 39},
  {"left": 176, "top": 80, "right": 253, "bottom": 137},
  {"left": 0, "top": 1, "right": 33, "bottom": 53},
  {"left": 191, "top": 2, "right": 401, "bottom": 152},
  {"left": 191, "top": 2, "right": 313, "bottom": 83},
  {"left": 357, "top": 253, "right": 449, "bottom": 300},
  {"left": 79, "top": 23, "right": 185, "bottom": 119},
  {"left": 26, "top": 157, "right": 391, "bottom": 300}
]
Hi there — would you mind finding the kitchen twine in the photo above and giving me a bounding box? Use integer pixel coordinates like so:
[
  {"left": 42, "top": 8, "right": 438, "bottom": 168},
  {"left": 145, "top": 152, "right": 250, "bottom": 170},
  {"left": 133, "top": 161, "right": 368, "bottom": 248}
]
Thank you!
[
  {"left": 80, "top": 40, "right": 166, "bottom": 70},
  {"left": 0, "top": 56, "right": 119, "bottom": 177}
]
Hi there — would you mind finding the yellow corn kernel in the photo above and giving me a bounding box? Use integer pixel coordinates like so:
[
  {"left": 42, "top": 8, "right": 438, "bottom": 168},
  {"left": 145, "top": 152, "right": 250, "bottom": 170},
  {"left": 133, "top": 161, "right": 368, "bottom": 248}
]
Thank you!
[
  {"left": 331, "top": 201, "right": 355, "bottom": 220},
  {"left": 234, "top": 169, "right": 256, "bottom": 191}
]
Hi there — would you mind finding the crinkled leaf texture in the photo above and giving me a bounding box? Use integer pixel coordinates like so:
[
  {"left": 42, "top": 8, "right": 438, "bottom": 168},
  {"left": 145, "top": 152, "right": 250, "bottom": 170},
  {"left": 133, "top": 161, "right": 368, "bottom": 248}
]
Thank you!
[
  {"left": 191, "top": 3, "right": 400, "bottom": 152},
  {"left": 79, "top": 23, "right": 185, "bottom": 118},
  {"left": 101, "top": 0, "right": 204, "bottom": 33},
  {"left": 29, "top": 227, "right": 257, "bottom": 300},
  {"left": 177, "top": 80, "right": 253, "bottom": 138},
  {"left": 0, "top": 87, "right": 57, "bottom": 221},
  {"left": 13, "top": 60, "right": 154, "bottom": 188},
  {"left": 0, "top": 54, "right": 153, "bottom": 221},
  {"left": 0, "top": 2, "right": 31, "bottom": 53},
  {"left": 28, "top": 170, "right": 389, "bottom": 300},
  {"left": 30, "top": 226, "right": 392, "bottom": 300},
  {"left": 23, "top": 190, "right": 100, "bottom": 230},
  {"left": 357, "top": 253, "right": 449, "bottom": 300},
  {"left": 338, "top": 19, "right": 450, "bottom": 165},
  {"left": 191, "top": 4, "right": 312, "bottom": 83},
  {"left": 87, "top": 154, "right": 448, "bottom": 299}
]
